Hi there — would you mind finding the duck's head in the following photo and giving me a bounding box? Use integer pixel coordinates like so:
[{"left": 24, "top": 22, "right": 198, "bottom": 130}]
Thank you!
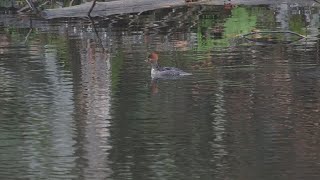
[{"left": 146, "top": 52, "right": 159, "bottom": 64}]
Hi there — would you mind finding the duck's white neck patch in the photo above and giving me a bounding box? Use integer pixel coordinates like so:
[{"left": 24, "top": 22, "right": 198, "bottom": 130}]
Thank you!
[{"left": 151, "top": 68, "right": 158, "bottom": 76}]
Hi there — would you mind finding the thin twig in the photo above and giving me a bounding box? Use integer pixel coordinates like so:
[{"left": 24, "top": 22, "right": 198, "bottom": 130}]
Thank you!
[
  {"left": 38, "top": 1, "right": 50, "bottom": 9},
  {"left": 314, "top": 0, "right": 320, "bottom": 4},
  {"left": 69, "top": 0, "right": 75, "bottom": 6},
  {"left": 88, "top": 0, "right": 97, "bottom": 17},
  {"left": 25, "top": 0, "right": 38, "bottom": 13},
  {"left": 24, "top": 28, "right": 33, "bottom": 44}
]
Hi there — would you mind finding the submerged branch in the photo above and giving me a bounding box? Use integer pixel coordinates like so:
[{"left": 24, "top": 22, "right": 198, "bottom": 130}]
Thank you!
[
  {"left": 23, "top": 28, "right": 33, "bottom": 44},
  {"left": 242, "top": 31, "right": 306, "bottom": 38},
  {"left": 241, "top": 31, "right": 306, "bottom": 44}
]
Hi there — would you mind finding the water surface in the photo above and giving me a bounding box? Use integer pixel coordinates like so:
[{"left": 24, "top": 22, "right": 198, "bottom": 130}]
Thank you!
[{"left": 1, "top": 2, "right": 320, "bottom": 180}]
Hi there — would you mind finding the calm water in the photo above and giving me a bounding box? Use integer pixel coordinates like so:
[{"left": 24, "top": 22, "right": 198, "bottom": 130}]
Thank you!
[{"left": 1, "top": 2, "right": 320, "bottom": 180}]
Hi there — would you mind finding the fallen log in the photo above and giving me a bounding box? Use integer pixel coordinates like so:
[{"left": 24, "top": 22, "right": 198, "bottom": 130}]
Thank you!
[
  {"left": 88, "top": 0, "right": 97, "bottom": 16},
  {"left": 41, "top": 0, "right": 317, "bottom": 19},
  {"left": 41, "top": 0, "right": 192, "bottom": 19}
]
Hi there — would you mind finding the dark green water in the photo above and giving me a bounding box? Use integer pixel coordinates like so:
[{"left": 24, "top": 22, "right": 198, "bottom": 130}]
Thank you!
[{"left": 1, "top": 2, "right": 320, "bottom": 180}]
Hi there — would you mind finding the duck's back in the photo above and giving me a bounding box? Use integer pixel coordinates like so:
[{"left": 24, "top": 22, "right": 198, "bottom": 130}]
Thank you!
[{"left": 157, "top": 67, "right": 192, "bottom": 76}]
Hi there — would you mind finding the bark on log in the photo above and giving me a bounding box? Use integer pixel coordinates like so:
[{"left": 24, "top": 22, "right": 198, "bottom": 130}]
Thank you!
[
  {"left": 41, "top": 0, "right": 190, "bottom": 19},
  {"left": 41, "top": 0, "right": 316, "bottom": 19}
]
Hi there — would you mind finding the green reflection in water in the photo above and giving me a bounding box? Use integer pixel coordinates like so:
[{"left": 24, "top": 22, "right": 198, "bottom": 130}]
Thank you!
[
  {"left": 197, "top": 7, "right": 257, "bottom": 51},
  {"left": 223, "top": 7, "right": 257, "bottom": 38},
  {"left": 289, "top": 14, "right": 307, "bottom": 35},
  {"left": 46, "top": 34, "right": 71, "bottom": 69}
]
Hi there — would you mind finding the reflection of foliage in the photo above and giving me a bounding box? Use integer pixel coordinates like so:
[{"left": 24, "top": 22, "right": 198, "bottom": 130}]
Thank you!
[
  {"left": 46, "top": 34, "right": 71, "bottom": 69},
  {"left": 197, "top": 7, "right": 257, "bottom": 51},
  {"left": 4, "top": 0, "right": 80, "bottom": 9},
  {"left": 223, "top": 7, "right": 257, "bottom": 37},
  {"left": 289, "top": 14, "right": 306, "bottom": 35},
  {"left": 248, "top": 6, "right": 276, "bottom": 30},
  {"left": 5, "top": 28, "right": 37, "bottom": 43},
  {"left": 0, "top": 0, "right": 17, "bottom": 7}
]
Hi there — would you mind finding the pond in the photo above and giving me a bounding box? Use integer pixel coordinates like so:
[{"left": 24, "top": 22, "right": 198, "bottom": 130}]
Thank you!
[{"left": 1, "top": 1, "right": 320, "bottom": 179}]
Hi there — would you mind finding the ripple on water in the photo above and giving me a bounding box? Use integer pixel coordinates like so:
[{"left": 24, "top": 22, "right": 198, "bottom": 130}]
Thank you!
[{"left": 2, "top": 2, "right": 320, "bottom": 179}]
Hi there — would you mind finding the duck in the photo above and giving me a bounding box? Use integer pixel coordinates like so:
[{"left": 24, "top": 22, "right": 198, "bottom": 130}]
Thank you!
[{"left": 146, "top": 52, "right": 192, "bottom": 78}]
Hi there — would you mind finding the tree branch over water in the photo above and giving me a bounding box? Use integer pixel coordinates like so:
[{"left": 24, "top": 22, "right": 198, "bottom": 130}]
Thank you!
[
  {"left": 24, "top": 0, "right": 38, "bottom": 13},
  {"left": 88, "top": 0, "right": 97, "bottom": 17}
]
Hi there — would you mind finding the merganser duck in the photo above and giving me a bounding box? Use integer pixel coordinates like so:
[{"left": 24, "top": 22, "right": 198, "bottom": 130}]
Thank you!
[{"left": 146, "top": 52, "right": 192, "bottom": 78}]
